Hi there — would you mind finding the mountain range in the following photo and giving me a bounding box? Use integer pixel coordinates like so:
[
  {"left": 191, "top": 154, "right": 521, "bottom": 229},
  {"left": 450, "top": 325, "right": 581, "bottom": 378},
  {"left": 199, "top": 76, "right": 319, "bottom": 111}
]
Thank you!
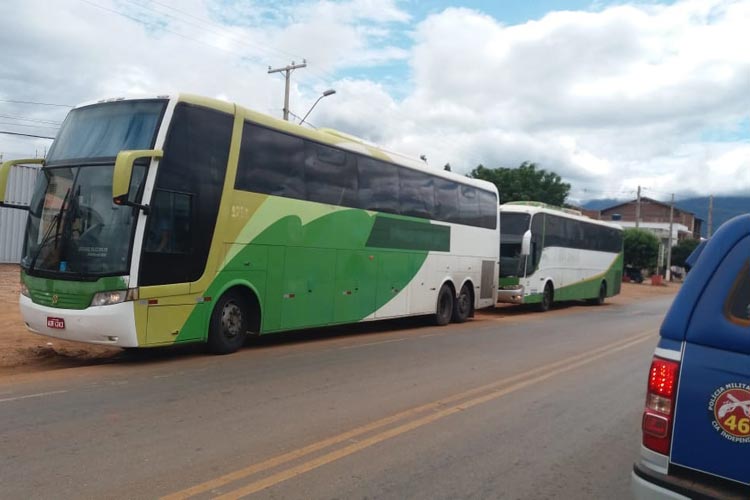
[{"left": 582, "top": 196, "right": 748, "bottom": 237}]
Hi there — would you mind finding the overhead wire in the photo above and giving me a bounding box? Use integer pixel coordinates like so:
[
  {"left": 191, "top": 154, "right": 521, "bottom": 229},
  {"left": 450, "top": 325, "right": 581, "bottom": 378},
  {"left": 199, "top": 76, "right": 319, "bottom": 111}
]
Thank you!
[
  {"left": 0, "top": 114, "right": 63, "bottom": 126},
  {"left": 0, "top": 131, "right": 56, "bottom": 140},
  {"left": 0, "top": 98, "right": 73, "bottom": 108},
  {"left": 79, "top": 0, "right": 254, "bottom": 61},
  {"left": 122, "top": 0, "right": 305, "bottom": 62},
  {"left": 0, "top": 122, "right": 60, "bottom": 131}
]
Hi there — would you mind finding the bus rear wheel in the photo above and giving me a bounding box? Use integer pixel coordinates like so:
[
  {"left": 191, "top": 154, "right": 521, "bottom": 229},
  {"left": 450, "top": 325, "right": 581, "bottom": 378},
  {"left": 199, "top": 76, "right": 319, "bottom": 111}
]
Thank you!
[
  {"left": 588, "top": 281, "right": 607, "bottom": 306},
  {"left": 451, "top": 283, "right": 472, "bottom": 323},
  {"left": 538, "top": 283, "right": 553, "bottom": 312},
  {"left": 434, "top": 284, "right": 454, "bottom": 326},
  {"left": 207, "top": 290, "right": 249, "bottom": 354}
]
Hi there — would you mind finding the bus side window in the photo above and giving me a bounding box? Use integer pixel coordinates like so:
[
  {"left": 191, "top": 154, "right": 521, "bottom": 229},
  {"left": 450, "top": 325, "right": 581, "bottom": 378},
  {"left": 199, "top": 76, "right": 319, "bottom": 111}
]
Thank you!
[
  {"left": 725, "top": 262, "right": 750, "bottom": 325},
  {"left": 527, "top": 214, "right": 544, "bottom": 275},
  {"left": 304, "top": 142, "right": 358, "bottom": 207},
  {"left": 145, "top": 189, "right": 192, "bottom": 254},
  {"left": 357, "top": 158, "right": 399, "bottom": 214}
]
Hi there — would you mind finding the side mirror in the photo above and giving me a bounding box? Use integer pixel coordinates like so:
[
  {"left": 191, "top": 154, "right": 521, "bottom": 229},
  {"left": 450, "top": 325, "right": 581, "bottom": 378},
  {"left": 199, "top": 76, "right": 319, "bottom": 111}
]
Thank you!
[
  {"left": 112, "top": 149, "right": 163, "bottom": 208},
  {"left": 0, "top": 158, "right": 44, "bottom": 210},
  {"left": 521, "top": 229, "right": 532, "bottom": 256}
]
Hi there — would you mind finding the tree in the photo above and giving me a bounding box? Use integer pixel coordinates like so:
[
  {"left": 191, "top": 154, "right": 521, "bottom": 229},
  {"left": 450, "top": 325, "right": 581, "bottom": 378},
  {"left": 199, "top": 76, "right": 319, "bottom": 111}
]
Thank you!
[
  {"left": 443, "top": 163, "right": 451, "bottom": 172},
  {"left": 623, "top": 228, "right": 660, "bottom": 270},
  {"left": 671, "top": 238, "right": 701, "bottom": 268},
  {"left": 468, "top": 162, "right": 570, "bottom": 205}
]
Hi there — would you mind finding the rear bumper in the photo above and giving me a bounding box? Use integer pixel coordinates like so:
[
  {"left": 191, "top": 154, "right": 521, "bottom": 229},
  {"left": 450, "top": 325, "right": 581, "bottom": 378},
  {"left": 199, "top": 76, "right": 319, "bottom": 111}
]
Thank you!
[
  {"left": 632, "top": 462, "right": 746, "bottom": 500},
  {"left": 497, "top": 287, "right": 524, "bottom": 304},
  {"left": 631, "top": 466, "right": 689, "bottom": 500}
]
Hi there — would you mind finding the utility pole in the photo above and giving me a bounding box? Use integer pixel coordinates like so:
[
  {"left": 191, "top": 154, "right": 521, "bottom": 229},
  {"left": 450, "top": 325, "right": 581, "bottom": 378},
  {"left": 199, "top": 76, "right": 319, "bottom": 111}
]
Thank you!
[
  {"left": 707, "top": 194, "right": 713, "bottom": 237},
  {"left": 635, "top": 185, "right": 641, "bottom": 228},
  {"left": 268, "top": 60, "right": 307, "bottom": 121},
  {"left": 666, "top": 193, "right": 674, "bottom": 281}
]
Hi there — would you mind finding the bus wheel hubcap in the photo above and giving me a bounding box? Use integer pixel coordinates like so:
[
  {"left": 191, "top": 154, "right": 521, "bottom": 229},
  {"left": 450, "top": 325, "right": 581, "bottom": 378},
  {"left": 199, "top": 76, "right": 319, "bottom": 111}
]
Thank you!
[{"left": 221, "top": 302, "right": 242, "bottom": 338}]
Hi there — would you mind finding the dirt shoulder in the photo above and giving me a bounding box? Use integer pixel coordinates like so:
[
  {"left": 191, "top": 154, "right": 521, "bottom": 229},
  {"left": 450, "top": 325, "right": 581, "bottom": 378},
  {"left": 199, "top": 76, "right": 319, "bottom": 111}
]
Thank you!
[
  {"left": 0, "top": 264, "right": 680, "bottom": 376},
  {"left": 0, "top": 265, "right": 119, "bottom": 375}
]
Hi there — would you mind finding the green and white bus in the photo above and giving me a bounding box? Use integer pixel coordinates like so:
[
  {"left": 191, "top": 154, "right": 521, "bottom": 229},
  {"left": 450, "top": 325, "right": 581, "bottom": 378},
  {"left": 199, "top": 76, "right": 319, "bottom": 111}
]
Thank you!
[
  {"left": 0, "top": 94, "right": 499, "bottom": 353},
  {"left": 497, "top": 202, "right": 623, "bottom": 311}
]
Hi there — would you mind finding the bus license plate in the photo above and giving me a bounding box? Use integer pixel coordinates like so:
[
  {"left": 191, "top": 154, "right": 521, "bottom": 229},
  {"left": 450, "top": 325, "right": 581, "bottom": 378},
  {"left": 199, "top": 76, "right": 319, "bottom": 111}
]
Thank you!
[{"left": 47, "top": 317, "right": 65, "bottom": 329}]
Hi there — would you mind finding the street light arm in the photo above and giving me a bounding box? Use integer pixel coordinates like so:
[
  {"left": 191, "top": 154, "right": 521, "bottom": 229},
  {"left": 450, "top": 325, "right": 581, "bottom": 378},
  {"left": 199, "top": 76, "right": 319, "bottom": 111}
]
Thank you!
[{"left": 300, "top": 89, "right": 336, "bottom": 126}]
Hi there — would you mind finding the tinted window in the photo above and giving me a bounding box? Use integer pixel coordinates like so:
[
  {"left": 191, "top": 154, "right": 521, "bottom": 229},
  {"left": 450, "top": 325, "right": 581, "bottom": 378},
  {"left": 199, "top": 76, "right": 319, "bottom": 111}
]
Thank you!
[
  {"left": 358, "top": 157, "right": 399, "bottom": 214},
  {"left": 501, "top": 212, "right": 531, "bottom": 237},
  {"left": 726, "top": 263, "right": 750, "bottom": 324},
  {"left": 145, "top": 190, "right": 192, "bottom": 254},
  {"left": 459, "top": 185, "right": 480, "bottom": 226},
  {"left": 140, "top": 103, "right": 232, "bottom": 286},
  {"left": 478, "top": 189, "right": 498, "bottom": 229},
  {"left": 236, "top": 123, "right": 306, "bottom": 200},
  {"left": 435, "top": 178, "right": 459, "bottom": 222},
  {"left": 234, "top": 122, "right": 497, "bottom": 229},
  {"left": 528, "top": 213, "right": 545, "bottom": 275},
  {"left": 48, "top": 100, "right": 166, "bottom": 164},
  {"left": 399, "top": 168, "right": 434, "bottom": 219},
  {"left": 304, "top": 142, "right": 358, "bottom": 207}
]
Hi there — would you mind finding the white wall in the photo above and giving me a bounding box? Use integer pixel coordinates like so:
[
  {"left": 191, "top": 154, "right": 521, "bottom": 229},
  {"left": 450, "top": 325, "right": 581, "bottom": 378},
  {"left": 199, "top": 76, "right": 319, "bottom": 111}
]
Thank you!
[{"left": 0, "top": 164, "right": 38, "bottom": 263}]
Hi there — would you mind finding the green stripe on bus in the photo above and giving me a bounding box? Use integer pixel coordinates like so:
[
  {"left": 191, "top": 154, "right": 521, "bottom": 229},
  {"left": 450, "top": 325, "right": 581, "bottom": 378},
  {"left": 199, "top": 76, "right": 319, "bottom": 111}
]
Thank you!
[
  {"left": 175, "top": 207, "right": 431, "bottom": 342},
  {"left": 22, "top": 272, "right": 128, "bottom": 310},
  {"left": 366, "top": 215, "right": 450, "bottom": 252}
]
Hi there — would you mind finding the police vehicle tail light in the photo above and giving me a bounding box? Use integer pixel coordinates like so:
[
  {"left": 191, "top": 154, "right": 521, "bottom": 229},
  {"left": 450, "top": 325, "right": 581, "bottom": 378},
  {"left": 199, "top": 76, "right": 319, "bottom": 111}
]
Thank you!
[{"left": 642, "top": 356, "right": 679, "bottom": 455}]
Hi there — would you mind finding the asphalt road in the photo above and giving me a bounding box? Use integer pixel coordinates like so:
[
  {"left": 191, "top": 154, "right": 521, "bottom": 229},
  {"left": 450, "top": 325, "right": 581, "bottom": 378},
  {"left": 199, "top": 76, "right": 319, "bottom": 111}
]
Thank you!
[{"left": 0, "top": 296, "right": 672, "bottom": 499}]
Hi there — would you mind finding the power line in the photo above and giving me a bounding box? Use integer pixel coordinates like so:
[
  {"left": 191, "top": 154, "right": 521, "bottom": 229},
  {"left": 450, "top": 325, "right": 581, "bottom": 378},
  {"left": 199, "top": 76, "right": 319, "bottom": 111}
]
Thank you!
[
  {"left": 79, "top": 0, "right": 251, "bottom": 60},
  {"left": 0, "top": 98, "right": 73, "bottom": 108},
  {"left": 121, "top": 0, "right": 340, "bottom": 84},
  {"left": 0, "top": 114, "right": 62, "bottom": 125},
  {"left": 0, "top": 131, "right": 55, "bottom": 140},
  {"left": 0, "top": 122, "right": 59, "bottom": 131},
  {"left": 123, "top": 0, "right": 304, "bottom": 62}
]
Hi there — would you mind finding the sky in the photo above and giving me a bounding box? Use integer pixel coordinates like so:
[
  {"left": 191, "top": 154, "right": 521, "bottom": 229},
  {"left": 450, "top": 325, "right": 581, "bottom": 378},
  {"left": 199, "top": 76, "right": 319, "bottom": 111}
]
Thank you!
[{"left": 1, "top": 0, "right": 749, "bottom": 203}]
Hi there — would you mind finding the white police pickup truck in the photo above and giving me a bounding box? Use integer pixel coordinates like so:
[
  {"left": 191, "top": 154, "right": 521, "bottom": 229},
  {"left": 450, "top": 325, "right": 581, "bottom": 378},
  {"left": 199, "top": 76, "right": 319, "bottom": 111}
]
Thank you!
[{"left": 632, "top": 214, "right": 750, "bottom": 498}]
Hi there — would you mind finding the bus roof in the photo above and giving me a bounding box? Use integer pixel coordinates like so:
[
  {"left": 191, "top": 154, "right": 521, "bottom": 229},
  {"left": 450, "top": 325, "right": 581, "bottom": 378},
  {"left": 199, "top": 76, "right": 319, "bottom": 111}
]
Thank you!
[
  {"left": 499, "top": 201, "right": 623, "bottom": 230},
  {"left": 73, "top": 93, "right": 498, "bottom": 195}
]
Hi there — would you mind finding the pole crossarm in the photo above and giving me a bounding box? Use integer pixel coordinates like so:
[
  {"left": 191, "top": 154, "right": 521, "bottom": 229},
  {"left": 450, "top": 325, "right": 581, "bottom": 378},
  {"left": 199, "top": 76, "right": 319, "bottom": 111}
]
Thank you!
[{"left": 268, "top": 60, "right": 307, "bottom": 121}]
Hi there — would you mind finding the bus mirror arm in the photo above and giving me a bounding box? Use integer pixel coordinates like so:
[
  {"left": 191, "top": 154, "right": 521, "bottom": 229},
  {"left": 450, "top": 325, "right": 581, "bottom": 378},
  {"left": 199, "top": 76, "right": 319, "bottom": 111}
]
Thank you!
[
  {"left": 0, "top": 158, "right": 44, "bottom": 210},
  {"left": 521, "top": 229, "right": 532, "bottom": 256},
  {"left": 112, "top": 149, "right": 163, "bottom": 210}
]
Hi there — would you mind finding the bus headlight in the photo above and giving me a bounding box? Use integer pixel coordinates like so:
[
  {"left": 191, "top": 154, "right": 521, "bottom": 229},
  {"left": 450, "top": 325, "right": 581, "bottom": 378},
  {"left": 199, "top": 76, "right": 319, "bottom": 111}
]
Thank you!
[
  {"left": 20, "top": 282, "right": 30, "bottom": 298},
  {"left": 91, "top": 290, "right": 127, "bottom": 307}
]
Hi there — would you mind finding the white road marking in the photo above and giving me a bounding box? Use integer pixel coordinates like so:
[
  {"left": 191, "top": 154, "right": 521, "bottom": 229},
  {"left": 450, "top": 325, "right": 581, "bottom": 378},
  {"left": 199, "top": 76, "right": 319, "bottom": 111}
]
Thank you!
[{"left": 0, "top": 389, "right": 68, "bottom": 404}]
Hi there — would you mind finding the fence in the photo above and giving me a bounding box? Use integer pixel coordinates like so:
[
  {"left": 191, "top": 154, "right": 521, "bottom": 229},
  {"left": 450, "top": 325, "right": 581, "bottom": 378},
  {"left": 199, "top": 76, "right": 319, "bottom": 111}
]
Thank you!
[{"left": 0, "top": 164, "right": 38, "bottom": 263}]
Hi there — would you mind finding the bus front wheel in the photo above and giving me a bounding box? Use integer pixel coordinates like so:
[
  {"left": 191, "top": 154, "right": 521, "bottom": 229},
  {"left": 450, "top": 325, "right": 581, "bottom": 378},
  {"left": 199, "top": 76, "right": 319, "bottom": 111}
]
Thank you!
[
  {"left": 538, "top": 283, "right": 553, "bottom": 312},
  {"left": 451, "top": 283, "right": 472, "bottom": 323},
  {"left": 434, "top": 284, "right": 454, "bottom": 326},
  {"left": 207, "top": 290, "right": 249, "bottom": 354}
]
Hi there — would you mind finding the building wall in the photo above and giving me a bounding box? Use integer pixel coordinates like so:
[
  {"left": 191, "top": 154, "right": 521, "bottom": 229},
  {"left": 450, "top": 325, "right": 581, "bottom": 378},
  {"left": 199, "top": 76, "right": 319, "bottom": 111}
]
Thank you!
[
  {"left": 600, "top": 199, "right": 700, "bottom": 238},
  {"left": 0, "top": 165, "right": 38, "bottom": 263}
]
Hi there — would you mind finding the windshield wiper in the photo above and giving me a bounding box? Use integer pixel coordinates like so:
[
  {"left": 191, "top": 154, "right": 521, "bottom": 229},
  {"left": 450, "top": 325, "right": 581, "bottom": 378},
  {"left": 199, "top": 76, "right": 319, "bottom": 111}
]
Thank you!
[{"left": 28, "top": 187, "right": 71, "bottom": 273}]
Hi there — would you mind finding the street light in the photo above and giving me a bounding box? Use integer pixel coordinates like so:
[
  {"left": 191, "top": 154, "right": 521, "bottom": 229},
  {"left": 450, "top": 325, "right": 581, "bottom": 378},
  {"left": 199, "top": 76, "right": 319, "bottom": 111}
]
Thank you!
[{"left": 299, "top": 89, "right": 336, "bottom": 126}]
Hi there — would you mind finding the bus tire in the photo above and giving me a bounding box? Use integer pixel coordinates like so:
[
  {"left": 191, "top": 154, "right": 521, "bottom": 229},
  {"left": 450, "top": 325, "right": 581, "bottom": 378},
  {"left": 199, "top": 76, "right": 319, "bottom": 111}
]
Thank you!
[
  {"left": 451, "top": 283, "right": 472, "bottom": 323},
  {"left": 538, "top": 282, "right": 553, "bottom": 312},
  {"left": 434, "top": 284, "right": 454, "bottom": 326},
  {"left": 589, "top": 281, "right": 606, "bottom": 306},
  {"left": 207, "top": 289, "right": 249, "bottom": 354}
]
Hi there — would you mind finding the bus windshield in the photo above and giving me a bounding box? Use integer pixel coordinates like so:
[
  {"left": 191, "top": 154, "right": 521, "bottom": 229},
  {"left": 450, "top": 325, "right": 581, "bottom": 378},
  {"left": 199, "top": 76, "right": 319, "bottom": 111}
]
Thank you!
[
  {"left": 47, "top": 100, "right": 166, "bottom": 164},
  {"left": 22, "top": 165, "right": 147, "bottom": 278},
  {"left": 500, "top": 212, "right": 530, "bottom": 278},
  {"left": 21, "top": 99, "right": 167, "bottom": 279}
]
